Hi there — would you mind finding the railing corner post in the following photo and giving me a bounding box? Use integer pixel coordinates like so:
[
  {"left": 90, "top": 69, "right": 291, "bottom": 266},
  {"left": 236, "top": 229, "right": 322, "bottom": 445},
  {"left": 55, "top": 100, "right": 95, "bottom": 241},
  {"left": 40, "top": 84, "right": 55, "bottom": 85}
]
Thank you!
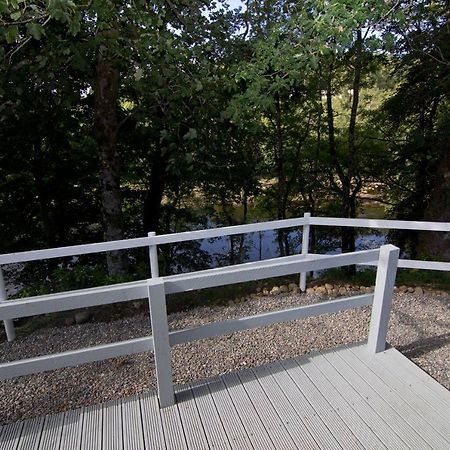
[
  {"left": 299, "top": 212, "right": 311, "bottom": 292},
  {"left": 367, "top": 244, "right": 400, "bottom": 353},
  {"left": 148, "top": 231, "right": 159, "bottom": 278},
  {"left": 0, "top": 267, "right": 15, "bottom": 342},
  {"left": 147, "top": 279, "right": 174, "bottom": 408}
]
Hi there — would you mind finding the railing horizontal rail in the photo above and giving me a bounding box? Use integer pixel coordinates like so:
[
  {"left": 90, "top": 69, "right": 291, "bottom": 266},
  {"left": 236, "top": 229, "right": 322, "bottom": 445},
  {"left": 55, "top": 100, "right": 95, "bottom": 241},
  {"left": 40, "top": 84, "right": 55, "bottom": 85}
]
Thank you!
[
  {"left": 0, "top": 217, "right": 308, "bottom": 265},
  {"left": 310, "top": 217, "right": 450, "bottom": 232},
  {"left": 0, "top": 251, "right": 379, "bottom": 320},
  {"left": 0, "top": 280, "right": 148, "bottom": 320},
  {"left": 169, "top": 294, "right": 374, "bottom": 346},
  {"left": 160, "top": 250, "right": 380, "bottom": 294},
  {"left": 359, "top": 259, "right": 450, "bottom": 272},
  {"left": 0, "top": 336, "right": 154, "bottom": 379}
]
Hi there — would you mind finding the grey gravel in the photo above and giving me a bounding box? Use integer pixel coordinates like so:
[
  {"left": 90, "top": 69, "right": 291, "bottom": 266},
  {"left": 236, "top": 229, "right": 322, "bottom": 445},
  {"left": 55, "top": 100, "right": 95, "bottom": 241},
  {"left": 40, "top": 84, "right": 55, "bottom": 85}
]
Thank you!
[{"left": 0, "top": 290, "right": 448, "bottom": 424}]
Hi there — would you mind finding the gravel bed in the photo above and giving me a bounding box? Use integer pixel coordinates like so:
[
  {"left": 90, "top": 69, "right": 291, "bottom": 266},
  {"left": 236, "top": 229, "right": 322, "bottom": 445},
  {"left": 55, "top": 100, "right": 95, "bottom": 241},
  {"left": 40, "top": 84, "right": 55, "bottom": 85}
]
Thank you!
[{"left": 0, "top": 290, "right": 448, "bottom": 424}]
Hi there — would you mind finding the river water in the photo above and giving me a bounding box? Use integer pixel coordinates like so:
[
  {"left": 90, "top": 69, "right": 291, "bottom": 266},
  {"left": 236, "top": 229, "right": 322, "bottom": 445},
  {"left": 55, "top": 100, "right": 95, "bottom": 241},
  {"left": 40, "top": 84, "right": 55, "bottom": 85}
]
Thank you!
[{"left": 198, "top": 227, "right": 387, "bottom": 268}]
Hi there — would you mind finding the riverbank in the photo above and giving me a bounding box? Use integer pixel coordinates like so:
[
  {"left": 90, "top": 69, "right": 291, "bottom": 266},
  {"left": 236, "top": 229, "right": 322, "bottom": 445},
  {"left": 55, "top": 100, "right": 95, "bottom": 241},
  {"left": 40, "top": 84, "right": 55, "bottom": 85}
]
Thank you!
[{"left": 0, "top": 288, "right": 448, "bottom": 424}]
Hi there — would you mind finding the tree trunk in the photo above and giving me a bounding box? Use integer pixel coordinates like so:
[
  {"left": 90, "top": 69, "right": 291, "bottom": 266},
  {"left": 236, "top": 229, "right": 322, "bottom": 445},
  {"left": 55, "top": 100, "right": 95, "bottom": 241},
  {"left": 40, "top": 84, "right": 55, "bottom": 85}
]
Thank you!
[
  {"left": 274, "top": 95, "right": 289, "bottom": 256},
  {"left": 418, "top": 143, "right": 450, "bottom": 259},
  {"left": 31, "top": 138, "right": 55, "bottom": 248},
  {"left": 143, "top": 145, "right": 169, "bottom": 234},
  {"left": 94, "top": 39, "right": 127, "bottom": 276},
  {"left": 342, "top": 30, "right": 363, "bottom": 276}
]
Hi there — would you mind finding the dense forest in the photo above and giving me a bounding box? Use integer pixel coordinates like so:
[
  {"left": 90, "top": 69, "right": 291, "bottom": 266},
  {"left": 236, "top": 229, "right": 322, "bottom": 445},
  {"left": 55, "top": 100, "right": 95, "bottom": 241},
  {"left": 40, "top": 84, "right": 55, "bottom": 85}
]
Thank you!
[{"left": 0, "top": 0, "right": 449, "bottom": 288}]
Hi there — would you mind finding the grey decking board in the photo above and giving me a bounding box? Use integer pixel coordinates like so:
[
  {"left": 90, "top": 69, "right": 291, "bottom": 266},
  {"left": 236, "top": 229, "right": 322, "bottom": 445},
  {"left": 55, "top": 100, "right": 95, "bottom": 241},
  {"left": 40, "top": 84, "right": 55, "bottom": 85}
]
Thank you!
[
  {"left": 17, "top": 417, "right": 44, "bottom": 450},
  {"left": 221, "top": 372, "right": 276, "bottom": 450},
  {"left": 175, "top": 386, "right": 209, "bottom": 450},
  {"left": 206, "top": 377, "right": 253, "bottom": 450},
  {"left": 380, "top": 345, "right": 450, "bottom": 402},
  {"left": 368, "top": 346, "right": 450, "bottom": 414},
  {"left": 140, "top": 391, "right": 166, "bottom": 450},
  {"left": 0, "top": 421, "right": 23, "bottom": 450},
  {"left": 280, "top": 357, "right": 364, "bottom": 450},
  {"left": 102, "top": 399, "right": 123, "bottom": 450},
  {"left": 252, "top": 364, "right": 321, "bottom": 450},
  {"left": 311, "top": 351, "right": 411, "bottom": 450},
  {"left": 190, "top": 380, "right": 231, "bottom": 450},
  {"left": 80, "top": 405, "right": 102, "bottom": 450},
  {"left": 237, "top": 369, "right": 299, "bottom": 450},
  {"left": 341, "top": 346, "right": 450, "bottom": 448},
  {"left": 298, "top": 356, "right": 388, "bottom": 450},
  {"left": 59, "top": 409, "right": 83, "bottom": 450},
  {"left": 321, "top": 349, "right": 432, "bottom": 450},
  {"left": 122, "top": 396, "right": 145, "bottom": 450},
  {"left": 38, "top": 414, "right": 63, "bottom": 450},
  {"left": 350, "top": 346, "right": 450, "bottom": 438},
  {"left": 268, "top": 361, "right": 343, "bottom": 450},
  {"left": 159, "top": 402, "right": 188, "bottom": 450}
]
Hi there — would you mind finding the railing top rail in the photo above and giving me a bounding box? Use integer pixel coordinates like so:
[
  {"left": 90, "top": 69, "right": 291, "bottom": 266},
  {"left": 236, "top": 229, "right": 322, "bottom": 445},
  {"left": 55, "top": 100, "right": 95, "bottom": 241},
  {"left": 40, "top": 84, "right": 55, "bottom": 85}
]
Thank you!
[
  {"left": 0, "top": 214, "right": 448, "bottom": 265},
  {"left": 0, "top": 217, "right": 307, "bottom": 265},
  {"left": 310, "top": 217, "right": 450, "bottom": 232}
]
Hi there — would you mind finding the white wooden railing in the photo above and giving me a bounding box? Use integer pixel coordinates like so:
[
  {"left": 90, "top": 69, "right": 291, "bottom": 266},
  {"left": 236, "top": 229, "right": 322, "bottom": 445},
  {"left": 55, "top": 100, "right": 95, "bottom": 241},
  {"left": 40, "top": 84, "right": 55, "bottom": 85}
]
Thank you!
[
  {"left": 0, "top": 245, "right": 401, "bottom": 408},
  {"left": 0, "top": 214, "right": 449, "bottom": 344}
]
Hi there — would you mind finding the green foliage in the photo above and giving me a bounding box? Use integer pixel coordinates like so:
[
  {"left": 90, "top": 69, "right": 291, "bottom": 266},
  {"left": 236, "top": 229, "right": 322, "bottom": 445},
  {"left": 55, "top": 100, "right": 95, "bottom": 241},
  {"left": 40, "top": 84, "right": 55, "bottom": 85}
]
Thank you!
[
  {"left": 15, "top": 263, "right": 135, "bottom": 298},
  {"left": 1, "top": 0, "right": 448, "bottom": 293}
]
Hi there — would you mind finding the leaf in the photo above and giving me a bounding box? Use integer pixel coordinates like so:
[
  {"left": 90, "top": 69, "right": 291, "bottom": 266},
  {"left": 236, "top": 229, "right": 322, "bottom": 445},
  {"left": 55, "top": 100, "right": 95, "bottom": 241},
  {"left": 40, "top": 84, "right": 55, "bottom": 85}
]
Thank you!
[
  {"left": 134, "top": 68, "right": 144, "bottom": 81},
  {"left": 195, "top": 80, "right": 203, "bottom": 92},
  {"left": 10, "top": 11, "right": 21, "bottom": 21},
  {"left": 26, "top": 22, "right": 44, "bottom": 40},
  {"left": 5, "top": 26, "right": 19, "bottom": 44},
  {"left": 183, "top": 128, "right": 197, "bottom": 140}
]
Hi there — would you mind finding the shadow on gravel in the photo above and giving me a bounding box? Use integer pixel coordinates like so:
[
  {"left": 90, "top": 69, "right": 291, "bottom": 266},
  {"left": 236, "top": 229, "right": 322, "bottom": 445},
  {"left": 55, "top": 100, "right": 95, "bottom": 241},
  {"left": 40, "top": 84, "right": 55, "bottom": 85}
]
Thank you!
[{"left": 398, "top": 332, "right": 450, "bottom": 358}]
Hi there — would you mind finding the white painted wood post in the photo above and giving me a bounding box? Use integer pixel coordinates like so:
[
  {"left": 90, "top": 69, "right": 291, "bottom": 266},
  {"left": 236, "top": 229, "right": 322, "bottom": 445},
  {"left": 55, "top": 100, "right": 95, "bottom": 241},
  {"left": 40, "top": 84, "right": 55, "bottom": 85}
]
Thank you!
[
  {"left": 299, "top": 212, "right": 311, "bottom": 292},
  {"left": 367, "top": 244, "right": 400, "bottom": 353},
  {"left": 147, "top": 279, "right": 174, "bottom": 407},
  {"left": 148, "top": 232, "right": 159, "bottom": 278},
  {"left": 0, "top": 267, "right": 15, "bottom": 342}
]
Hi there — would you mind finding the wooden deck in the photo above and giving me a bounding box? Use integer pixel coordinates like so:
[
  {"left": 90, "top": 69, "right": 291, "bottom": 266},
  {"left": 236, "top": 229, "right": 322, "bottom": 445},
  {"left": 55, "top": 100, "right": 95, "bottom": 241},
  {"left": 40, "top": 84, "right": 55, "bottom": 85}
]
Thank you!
[{"left": 1, "top": 342, "right": 449, "bottom": 450}]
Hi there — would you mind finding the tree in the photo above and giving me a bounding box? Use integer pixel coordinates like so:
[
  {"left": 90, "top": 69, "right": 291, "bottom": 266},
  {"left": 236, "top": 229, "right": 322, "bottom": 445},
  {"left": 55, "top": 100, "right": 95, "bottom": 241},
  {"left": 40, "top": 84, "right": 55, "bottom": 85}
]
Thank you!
[{"left": 380, "top": 0, "right": 450, "bottom": 258}]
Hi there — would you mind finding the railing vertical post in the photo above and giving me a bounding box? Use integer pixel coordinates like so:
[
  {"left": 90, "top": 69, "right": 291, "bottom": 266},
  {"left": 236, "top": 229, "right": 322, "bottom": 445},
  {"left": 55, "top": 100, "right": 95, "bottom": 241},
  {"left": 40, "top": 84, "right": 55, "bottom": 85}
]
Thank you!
[
  {"left": 148, "top": 232, "right": 159, "bottom": 278},
  {"left": 148, "top": 279, "right": 174, "bottom": 407},
  {"left": 0, "top": 267, "right": 15, "bottom": 342},
  {"left": 299, "top": 212, "right": 311, "bottom": 291},
  {"left": 367, "top": 244, "right": 400, "bottom": 353}
]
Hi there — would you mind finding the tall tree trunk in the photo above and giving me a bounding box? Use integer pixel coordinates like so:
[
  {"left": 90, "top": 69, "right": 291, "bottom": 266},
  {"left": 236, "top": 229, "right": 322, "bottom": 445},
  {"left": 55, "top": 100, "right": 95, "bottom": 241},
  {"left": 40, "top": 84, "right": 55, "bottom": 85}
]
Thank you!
[
  {"left": 342, "top": 29, "right": 363, "bottom": 275},
  {"left": 94, "top": 38, "right": 127, "bottom": 276},
  {"left": 274, "top": 95, "right": 289, "bottom": 256},
  {"left": 419, "top": 148, "right": 450, "bottom": 259},
  {"left": 31, "top": 138, "right": 54, "bottom": 248},
  {"left": 143, "top": 145, "right": 169, "bottom": 234}
]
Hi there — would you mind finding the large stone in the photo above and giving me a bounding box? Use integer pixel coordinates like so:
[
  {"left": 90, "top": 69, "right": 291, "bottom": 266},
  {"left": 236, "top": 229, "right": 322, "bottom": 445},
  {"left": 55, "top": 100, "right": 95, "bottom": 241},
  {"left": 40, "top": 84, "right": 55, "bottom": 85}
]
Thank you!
[
  {"left": 316, "top": 286, "right": 327, "bottom": 295},
  {"left": 325, "top": 283, "right": 333, "bottom": 291},
  {"left": 279, "top": 285, "right": 289, "bottom": 293},
  {"left": 270, "top": 286, "right": 281, "bottom": 295},
  {"left": 288, "top": 283, "right": 298, "bottom": 292},
  {"left": 414, "top": 286, "right": 424, "bottom": 295}
]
